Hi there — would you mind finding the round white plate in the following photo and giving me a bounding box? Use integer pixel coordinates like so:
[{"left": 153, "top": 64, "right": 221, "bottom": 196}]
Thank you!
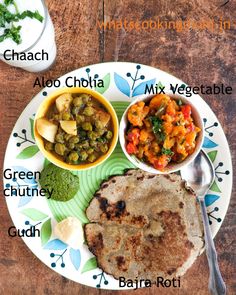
[{"left": 3, "top": 62, "right": 232, "bottom": 289}]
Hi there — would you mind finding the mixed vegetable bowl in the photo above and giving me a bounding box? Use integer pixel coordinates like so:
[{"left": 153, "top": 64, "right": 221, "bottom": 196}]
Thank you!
[{"left": 125, "top": 94, "right": 201, "bottom": 171}]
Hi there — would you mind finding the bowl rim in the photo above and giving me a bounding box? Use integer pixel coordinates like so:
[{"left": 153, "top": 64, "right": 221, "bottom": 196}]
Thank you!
[
  {"left": 119, "top": 92, "right": 204, "bottom": 174},
  {"left": 34, "top": 87, "right": 119, "bottom": 171}
]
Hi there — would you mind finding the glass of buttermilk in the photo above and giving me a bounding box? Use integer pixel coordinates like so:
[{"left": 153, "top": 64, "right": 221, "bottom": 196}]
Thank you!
[{"left": 0, "top": 0, "right": 56, "bottom": 72}]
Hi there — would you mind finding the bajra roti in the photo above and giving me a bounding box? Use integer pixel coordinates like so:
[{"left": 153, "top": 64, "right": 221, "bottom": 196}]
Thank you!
[{"left": 84, "top": 169, "right": 204, "bottom": 281}]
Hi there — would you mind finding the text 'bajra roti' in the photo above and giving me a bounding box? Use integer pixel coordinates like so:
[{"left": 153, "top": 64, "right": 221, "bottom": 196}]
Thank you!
[{"left": 84, "top": 169, "right": 204, "bottom": 281}]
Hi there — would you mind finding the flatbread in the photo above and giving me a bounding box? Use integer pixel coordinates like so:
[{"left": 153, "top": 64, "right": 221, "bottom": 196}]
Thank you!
[{"left": 84, "top": 169, "right": 204, "bottom": 281}]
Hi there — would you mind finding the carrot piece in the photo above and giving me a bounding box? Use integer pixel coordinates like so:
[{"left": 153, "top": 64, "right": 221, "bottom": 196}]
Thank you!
[
  {"left": 151, "top": 141, "right": 160, "bottom": 154},
  {"left": 163, "top": 136, "right": 175, "bottom": 149},
  {"left": 166, "top": 100, "right": 176, "bottom": 116},
  {"left": 149, "top": 94, "right": 170, "bottom": 110},
  {"left": 153, "top": 155, "right": 170, "bottom": 170},
  {"left": 176, "top": 143, "right": 188, "bottom": 158},
  {"left": 144, "top": 118, "right": 152, "bottom": 129},
  {"left": 140, "top": 129, "right": 154, "bottom": 143},
  {"left": 127, "top": 128, "right": 140, "bottom": 145},
  {"left": 144, "top": 147, "right": 156, "bottom": 164},
  {"left": 126, "top": 142, "right": 137, "bottom": 154},
  {"left": 185, "top": 131, "right": 197, "bottom": 148},
  {"left": 195, "top": 126, "right": 201, "bottom": 133},
  {"left": 172, "top": 126, "right": 187, "bottom": 137},
  {"left": 127, "top": 102, "right": 149, "bottom": 126},
  {"left": 181, "top": 105, "right": 191, "bottom": 119},
  {"left": 163, "top": 122, "right": 173, "bottom": 134}
]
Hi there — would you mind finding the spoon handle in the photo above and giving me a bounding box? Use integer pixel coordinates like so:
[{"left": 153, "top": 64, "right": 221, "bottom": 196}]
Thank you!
[{"left": 199, "top": 198, "right": 226, "bottom": 295}]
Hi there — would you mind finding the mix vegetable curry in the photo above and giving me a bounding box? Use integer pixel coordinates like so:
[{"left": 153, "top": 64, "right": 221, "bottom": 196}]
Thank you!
[
  {"left": 36, "top": 93, "right": 113, "bottom": 164},
  {"left": 126, "top": 94, "right": 201, "bottom": 171}
]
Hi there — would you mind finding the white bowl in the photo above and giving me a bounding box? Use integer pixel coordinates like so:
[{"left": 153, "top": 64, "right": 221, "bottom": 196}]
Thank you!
[{"left": 119, "top": 93, "right": 204, "bottom": 174}]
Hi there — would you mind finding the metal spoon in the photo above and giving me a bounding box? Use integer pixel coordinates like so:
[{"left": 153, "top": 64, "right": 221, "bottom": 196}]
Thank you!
[{"left": 181, "top": 150, "right": 226, "bottom": 295}]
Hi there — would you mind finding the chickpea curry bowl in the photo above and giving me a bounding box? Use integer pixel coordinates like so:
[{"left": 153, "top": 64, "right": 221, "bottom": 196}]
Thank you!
[
  {"left": 34, "top": 87, "right": 118, "bottom": 170},
  {"left": 119, "top": 94, "right": 204, "bottom": 174}
]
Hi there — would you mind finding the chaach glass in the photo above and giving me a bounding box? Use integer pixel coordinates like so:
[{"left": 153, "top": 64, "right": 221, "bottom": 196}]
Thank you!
[{"left": 0, "top": 0, "right": 57, "bottom": 72}]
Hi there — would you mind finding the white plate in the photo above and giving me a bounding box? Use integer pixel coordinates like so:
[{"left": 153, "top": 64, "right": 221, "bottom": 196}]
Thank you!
[{"left": 3, "top": 62, "right": 232, "bottom": 289}]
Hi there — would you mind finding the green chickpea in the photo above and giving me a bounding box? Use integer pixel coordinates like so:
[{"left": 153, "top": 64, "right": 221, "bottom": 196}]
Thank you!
[
  {"left": 73, "top": 97, "right": 83, "bottom": 107},
  {"left": 95, "top": 121, "right": 103, "bottom": 129},
  {"left": 76, "top": 115, "right": 85, "bottom": 124},
  {"left": 55, "top": 143, "right": 66, "bottom": 156},
  {"left": 83, "top": 106, "right": 94, "bottom": 116},
  {"left": 53, "top": 114, "right": 60, "bottom": 121},
  {"left": 88, "top": 131, "right": 98, "bottom": 140},
  {"left": 106, "top": 130, "right": 113, "bottom": 140},
  {"left": 67, "top": 142, "right": 75, "bottom": 150},
  {"left": 74, "top": 144, "right": 81, "bottom": 151},
  {"left": 55, "top": 133, "right": 64, "bottom": 143},
  {"left": 69, "top": 136, "right": 80, "bottom": 144},
  {"left": 94, "top": 144, "right": 101, "bottom": 153},
  {"left": 78, "top": 129, "right": 87, "bottom": 140},
  {"left": 87, "top": 148, "right": 94, "bottom": 155},
  {"left": 45, "top": 142, "right": 54, "bottom": 151},
  {"left": 82, "top": 122, "right": 92, "bottom": 131},
  {"left": 89, "top": 140, "right": 97, "bottom": 147},
  {"left": 62, "top": 112, "right": 71, "bottom": 120},
  {"left": 86, "top": 101, "right": 93, "bottom": 107},
  {"left": 88, "top": 154, "right": 97, "bottom": 163},
  {"left": 64, "top": 134, "right": 73, "bottom": 141},
  {"left": 96, "top": 128, "right": 105, "bottom": 136},
  {"left": 97, "top": 138, "right": 106, "bottom": 143},
  {"left": 79, "top": 94, "right": 90, "bottom": 103},
  {"left": 80, "top": 151, "right": 88, "bottom": 161},
  {"left": 100, "top": 144, "right": 108, "bottom": 154},
  {"left": 79, "top": 141, "right": 89, "bottom": 149},
  {"left": 72, "top": 106, "right": 80, "bottom": 115},
  {"left": 68, "top": 151, "right": 79, "bottom": 162}
]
